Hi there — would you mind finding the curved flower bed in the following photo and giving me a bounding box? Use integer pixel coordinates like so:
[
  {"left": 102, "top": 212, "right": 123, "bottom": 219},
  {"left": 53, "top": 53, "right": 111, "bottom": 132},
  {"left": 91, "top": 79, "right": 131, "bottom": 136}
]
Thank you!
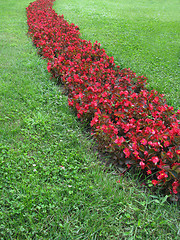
[{"left": 26, "top": 0, "right": 180, "bottom": 196}]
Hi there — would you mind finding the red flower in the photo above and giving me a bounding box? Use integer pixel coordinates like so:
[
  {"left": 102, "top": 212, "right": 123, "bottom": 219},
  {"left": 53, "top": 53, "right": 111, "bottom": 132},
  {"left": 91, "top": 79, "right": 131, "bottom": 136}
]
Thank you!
[
  {"left": 133, "top": 150, "right": 140, "bottom": 158},
  {"left": 176, "top": 150, "right": 180, "bottom": 155},
  {"left": 114, "top": 136, "right": 125, "bottom": 146},
  {"left": 157, "top": 170, "right": 168, "bottom": 180},
  {"left": 127, "top": 164, "right": 131, "bottom": 169},
  {"left": 144, "top": 151, "right": 148, "bottom": 156},
  {"left": 164, "top": 141, "right": 170, "bottom": 147},
  {"left": 102, "top": 92, "right": 108, "bottom": 98},
  {"left": 132, "top": 142, "right": 137, "bottom": 150},
  {"left": 167, "top": 151, "right": 173, "bottom": 158},
  {"left": 172, "top": 181, "right": 179, "bottom": 194},
  {"left": 149, "top": 104, "right": 153, "bottom": 110},
  {"left": 140, "top": 138, "right": 147, "bottom": 146},
  {"left": 90, "top": 116, "right": 99, "bottom": 127},
  {"left": 168, "top": 106, "right": 174, "bottom": 111},
  {"left": 123, "top": 148, "right": 131, "bottom": 158},
  {"left": 153, "top": 96, "right": 159, "bottom": 104},
  {"left": 152, "top": 180, "right": 159, "bottom": 186},
  {"left": 140, "top": 161, "right": 146, "bottom": 169},
  {"left": 150, "top": 156, "right": 159, "bottom": 164},
  {"left": 47, "top": 62, "right": 51, "bottom": 72},
  {"left": 147, "top": 170, "right": 152, "bottom": 175}
]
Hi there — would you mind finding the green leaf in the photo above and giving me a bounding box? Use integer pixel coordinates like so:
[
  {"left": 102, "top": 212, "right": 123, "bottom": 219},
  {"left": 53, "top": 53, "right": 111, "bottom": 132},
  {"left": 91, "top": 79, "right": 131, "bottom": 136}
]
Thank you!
[
  {"left": 123, "top": 231, "right": 131, "bottom": 236},
  {"left": 138, "top": 219, "right": 141, "bottom": 227},
  {"left": 172, "top": 164, "right": 180, "bottom": 172},
  {"left": 165, "top": 174, "right": 172, "bottom": 182},
  {"left": 161, "top": 165, "right": 170, "bottom": 171},
  {"left": 160, "top": 195, "right": 169, "bottom": 205},
  {"left": 168, "top": 170, "right": 178, "bottom": 179},
  {"left": 139, "top": 145, "right": 145, "bottom": 152}
]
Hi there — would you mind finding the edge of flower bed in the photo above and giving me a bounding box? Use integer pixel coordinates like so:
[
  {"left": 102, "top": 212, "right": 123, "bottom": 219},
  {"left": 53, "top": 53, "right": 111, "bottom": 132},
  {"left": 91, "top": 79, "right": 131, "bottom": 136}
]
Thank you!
[{"left": 26, "top": 0, "right": 180, "bottom": 198}]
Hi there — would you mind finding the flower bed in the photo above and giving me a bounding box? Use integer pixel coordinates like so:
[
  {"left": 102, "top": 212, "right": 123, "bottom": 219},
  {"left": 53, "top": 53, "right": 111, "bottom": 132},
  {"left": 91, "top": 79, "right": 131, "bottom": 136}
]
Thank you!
[{"left": 26, "top": 0, "right": 180, "bottom": 196}]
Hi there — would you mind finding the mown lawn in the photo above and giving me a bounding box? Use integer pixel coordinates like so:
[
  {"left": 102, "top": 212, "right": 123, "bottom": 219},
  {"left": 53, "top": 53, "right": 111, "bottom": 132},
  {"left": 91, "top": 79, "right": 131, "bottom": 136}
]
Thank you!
[
  {"left": 54, "top": 0, "right": 180, "bottom": 110},
  {"left": 0, "top": 0, "right": 179, "bottom": 239}
]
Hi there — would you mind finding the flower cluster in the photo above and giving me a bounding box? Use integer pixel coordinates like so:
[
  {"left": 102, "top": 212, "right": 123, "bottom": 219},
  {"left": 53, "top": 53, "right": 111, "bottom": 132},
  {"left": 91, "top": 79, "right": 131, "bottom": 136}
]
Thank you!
[{"left": 26, "top": 0, "right": 180, "bottom": 196}]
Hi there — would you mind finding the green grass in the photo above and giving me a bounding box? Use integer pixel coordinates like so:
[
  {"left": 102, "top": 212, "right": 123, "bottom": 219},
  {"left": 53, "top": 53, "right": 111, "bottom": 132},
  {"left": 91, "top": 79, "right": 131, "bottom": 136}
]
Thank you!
[
  {"left": 54, "top": 0, "right": 180, "bottom": 110},
  {"left": 0, "top": 0, "right": 179, "bottom": 239}
]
